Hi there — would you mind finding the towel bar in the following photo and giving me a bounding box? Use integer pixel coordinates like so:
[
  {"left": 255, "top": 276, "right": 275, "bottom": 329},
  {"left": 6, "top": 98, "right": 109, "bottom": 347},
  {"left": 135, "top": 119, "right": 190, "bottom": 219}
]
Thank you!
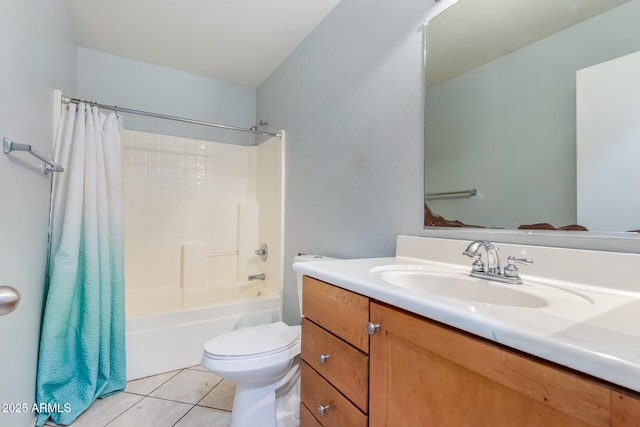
[
  {"left": 3, "top": 137, "right": 64, "bottom": 173},
  {"left": 425, "top": 188, "right": 477, "bottom": 200}
]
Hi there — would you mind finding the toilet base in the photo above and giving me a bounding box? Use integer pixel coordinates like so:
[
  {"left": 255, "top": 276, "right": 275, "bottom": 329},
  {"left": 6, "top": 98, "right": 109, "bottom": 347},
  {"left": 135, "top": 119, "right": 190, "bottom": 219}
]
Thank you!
[
  {"left": 275, "top": 363, "right": 300, "bottom": 427},
  {"left": 230, "top": 361, "right": 300, "bottom": 427}
]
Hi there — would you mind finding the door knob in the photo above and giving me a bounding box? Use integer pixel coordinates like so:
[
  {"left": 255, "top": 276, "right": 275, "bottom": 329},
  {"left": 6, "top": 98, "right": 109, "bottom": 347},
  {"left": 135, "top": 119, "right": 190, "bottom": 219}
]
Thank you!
[{"left": 0, "top": 286, "right": 20, "bottom": 316}]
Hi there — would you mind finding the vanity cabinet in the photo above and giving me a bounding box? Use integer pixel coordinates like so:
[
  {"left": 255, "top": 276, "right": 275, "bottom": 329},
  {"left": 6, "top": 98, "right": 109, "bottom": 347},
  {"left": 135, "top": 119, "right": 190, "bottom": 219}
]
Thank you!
[
  {"left": 369, "top": 301, "right": 640, "bottom": 427},
  {"left": 300, "top": 274, "right": 640, "bottom": 427},
  {"left": 300, "top": 276, "right": 370, "bottom": 426}
]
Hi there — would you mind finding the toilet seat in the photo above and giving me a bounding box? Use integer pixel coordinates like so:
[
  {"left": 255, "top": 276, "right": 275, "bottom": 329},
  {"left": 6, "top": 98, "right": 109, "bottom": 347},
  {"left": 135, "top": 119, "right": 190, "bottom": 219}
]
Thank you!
[{"left": 204, "top": 321, "right": 299, "bottom": 360}]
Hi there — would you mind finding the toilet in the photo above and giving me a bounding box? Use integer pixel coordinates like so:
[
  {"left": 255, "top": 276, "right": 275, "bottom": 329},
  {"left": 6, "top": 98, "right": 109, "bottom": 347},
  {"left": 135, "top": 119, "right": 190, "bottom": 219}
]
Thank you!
[{"left": 202, "top": 255, "right": 335, "bottom": 427}]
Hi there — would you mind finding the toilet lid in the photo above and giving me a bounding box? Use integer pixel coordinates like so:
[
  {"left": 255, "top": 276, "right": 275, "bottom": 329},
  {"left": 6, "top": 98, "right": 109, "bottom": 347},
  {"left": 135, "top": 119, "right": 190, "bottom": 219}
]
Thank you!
[{"left": 204, "top": 322, "right": 300, "bottom": 359}]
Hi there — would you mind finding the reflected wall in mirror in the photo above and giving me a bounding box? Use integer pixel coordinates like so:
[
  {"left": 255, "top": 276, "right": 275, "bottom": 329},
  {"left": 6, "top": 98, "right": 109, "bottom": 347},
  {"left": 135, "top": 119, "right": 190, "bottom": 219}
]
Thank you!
[{"left": 424, "top": 0, "right": 640, "bottom": 233}]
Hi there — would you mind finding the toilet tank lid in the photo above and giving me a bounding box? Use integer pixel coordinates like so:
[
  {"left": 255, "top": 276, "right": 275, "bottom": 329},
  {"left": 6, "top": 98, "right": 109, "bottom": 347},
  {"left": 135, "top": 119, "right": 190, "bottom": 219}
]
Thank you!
[{"left": 294, "top": 254, "right": 337, "bottom": 263}]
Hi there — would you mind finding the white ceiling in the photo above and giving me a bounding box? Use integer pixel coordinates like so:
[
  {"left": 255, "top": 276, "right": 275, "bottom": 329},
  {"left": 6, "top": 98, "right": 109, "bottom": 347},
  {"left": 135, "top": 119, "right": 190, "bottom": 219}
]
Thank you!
[
  {"left": 64, "top": 0, "right": 342, "bottom": 88},
  {"left": 426, "top": 0, "right": 630, "bottom": 86}
]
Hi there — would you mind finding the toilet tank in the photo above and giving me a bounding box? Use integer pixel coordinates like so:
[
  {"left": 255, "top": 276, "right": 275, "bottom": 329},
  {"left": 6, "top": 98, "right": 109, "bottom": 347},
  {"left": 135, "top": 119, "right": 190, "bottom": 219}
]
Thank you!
[{"left": 294, "top": 254, "right": 337, "bottom": 317}]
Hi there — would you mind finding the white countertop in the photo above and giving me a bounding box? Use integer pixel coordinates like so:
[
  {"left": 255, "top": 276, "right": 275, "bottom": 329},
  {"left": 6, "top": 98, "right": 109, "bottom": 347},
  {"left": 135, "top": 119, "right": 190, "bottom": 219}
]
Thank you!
[{"left": 294, "top": 255, "right": 640, "bottom": 393}]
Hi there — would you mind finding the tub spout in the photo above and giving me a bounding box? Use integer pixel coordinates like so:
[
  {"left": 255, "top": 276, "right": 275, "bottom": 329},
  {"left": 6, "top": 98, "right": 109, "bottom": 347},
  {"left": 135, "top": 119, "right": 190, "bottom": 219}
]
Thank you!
[{"left": 248, "top": 273, "right": 265, "bottom": 281}]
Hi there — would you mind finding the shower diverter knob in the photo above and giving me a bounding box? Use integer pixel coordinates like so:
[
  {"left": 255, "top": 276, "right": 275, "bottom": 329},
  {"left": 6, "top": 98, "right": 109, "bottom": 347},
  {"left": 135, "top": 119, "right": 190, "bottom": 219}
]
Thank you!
[{"left": 254, "top": 242, "right": 268, "bottom": 261}]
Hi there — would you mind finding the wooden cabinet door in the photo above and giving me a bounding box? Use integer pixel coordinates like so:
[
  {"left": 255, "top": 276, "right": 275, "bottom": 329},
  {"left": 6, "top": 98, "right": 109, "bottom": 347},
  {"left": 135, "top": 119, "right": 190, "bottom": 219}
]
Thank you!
[
  {"left": 369, "top": 302, "right": 610, "bottom": 427},
  {"left": 612, "top": 391, "right": 640, "bottom": 426}
]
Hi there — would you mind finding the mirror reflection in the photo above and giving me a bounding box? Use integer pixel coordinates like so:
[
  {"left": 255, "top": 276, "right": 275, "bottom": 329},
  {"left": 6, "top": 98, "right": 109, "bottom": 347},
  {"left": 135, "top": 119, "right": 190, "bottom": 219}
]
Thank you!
[{"left": 424, "top": 0, "right": 640, "bottom": 233}]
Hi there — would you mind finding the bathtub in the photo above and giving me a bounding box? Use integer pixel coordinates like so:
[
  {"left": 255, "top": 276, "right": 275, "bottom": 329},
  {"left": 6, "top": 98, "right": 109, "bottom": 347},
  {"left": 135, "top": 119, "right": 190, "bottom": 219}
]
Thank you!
[{"left": 125, "top": 283, "right": 281, "bottom": 380}]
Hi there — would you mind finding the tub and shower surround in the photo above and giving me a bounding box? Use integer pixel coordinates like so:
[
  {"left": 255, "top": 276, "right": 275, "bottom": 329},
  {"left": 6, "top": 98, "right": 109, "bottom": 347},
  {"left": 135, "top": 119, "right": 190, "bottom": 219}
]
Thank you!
[
  {"left": 121, "top": 129, "right": 285, "bottom": 379},
  {"left": 122, "top": 129, "right": 282, "bottom": 316}
]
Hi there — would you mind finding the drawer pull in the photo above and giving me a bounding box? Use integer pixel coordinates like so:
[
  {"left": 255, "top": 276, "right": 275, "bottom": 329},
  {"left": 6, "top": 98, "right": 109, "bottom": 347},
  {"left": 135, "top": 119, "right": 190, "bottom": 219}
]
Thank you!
[
  {"left": 318, "top": 353, "right": 331, "bottom": 364},
  {"left": 317, "top": 403, "right": 331, "bottom": 416},
  {"left": 366, "top": 321, "right": 380, "bottom": 335}
]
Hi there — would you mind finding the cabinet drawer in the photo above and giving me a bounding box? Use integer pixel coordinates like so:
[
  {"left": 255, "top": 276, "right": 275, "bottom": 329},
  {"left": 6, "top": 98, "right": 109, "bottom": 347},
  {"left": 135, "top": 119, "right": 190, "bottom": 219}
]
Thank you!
[
  {"left": 302, "top": 276, "right": 369, "bottom": 353},
  {"left": 302, "top": 318, "right": 369, "bottom": 412},
  {"left": 300, "top": 402, "right": 323, "bottom": 427},
  {"left": 301, "top": 361, "right": 368, "bottom": 427}
]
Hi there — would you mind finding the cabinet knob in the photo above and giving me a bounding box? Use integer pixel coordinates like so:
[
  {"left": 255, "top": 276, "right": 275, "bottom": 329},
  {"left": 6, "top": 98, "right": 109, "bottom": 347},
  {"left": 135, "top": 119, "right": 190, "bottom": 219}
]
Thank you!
[
  {"left": 317, "top": 403, "right": 330, "bottom": 416},
  {"left": 318, "top": 353, "right": 331, "bottom": 364},
  {"left": 366, "top": 322, "right": 380, "bottom": 335}
]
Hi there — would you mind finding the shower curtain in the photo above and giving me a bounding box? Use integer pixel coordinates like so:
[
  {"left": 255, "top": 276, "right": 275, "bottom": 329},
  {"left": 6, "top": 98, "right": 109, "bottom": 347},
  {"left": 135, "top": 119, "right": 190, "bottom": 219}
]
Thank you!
[{"left": 35, "top": 102, "right": 126, "bottom": 426}]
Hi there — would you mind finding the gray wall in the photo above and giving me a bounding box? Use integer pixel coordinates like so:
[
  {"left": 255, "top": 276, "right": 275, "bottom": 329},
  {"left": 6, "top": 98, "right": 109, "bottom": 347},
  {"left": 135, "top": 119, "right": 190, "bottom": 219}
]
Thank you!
[
  {"left": 257, "top": 0, "right": 435, "bottom": 323},
  {"left": 0, "top": 2, "right": 77, "bottom": 426},
  {"left": 76, "top": 47, "right": 257, "bottom": 146}
]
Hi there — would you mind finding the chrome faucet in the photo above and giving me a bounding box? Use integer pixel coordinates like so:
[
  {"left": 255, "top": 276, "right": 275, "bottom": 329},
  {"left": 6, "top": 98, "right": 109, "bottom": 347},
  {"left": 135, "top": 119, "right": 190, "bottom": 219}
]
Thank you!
[
  {"left": 462, "top": 240, "right": 533, "bottom": 284},
  {"left": 248, "top": 273, "right": 265, "bottom": 281},
  {"left": 462, "top": 240, "right": 501, "bottom": 274}
]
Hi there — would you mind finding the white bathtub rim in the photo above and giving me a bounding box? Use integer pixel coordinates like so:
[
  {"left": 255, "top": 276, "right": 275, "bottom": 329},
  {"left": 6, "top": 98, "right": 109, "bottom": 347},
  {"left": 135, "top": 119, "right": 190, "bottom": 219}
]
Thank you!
[
  {"left": 126, "top": 291, "right": 281, "bottom": 332},
  {"left": 125, "top": 295, "right": 282, "bottom": 380}
]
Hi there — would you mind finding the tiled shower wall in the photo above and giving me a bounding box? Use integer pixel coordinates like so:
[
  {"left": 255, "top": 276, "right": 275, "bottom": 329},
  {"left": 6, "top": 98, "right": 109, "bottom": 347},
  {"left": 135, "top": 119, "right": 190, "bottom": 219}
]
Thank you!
[{"left": 122, "top": 130, "right": 260, "bottom": 317}]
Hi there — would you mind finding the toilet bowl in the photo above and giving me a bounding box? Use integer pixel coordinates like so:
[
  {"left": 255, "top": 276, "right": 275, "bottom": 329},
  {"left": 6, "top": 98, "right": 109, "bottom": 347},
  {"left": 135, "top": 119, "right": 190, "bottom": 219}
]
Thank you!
[
  {"left": 201, "top": 255, "right": 336, "bottom": 427},
  {"left": 203, "top": 322, "right": 301, "bottom": 427}
]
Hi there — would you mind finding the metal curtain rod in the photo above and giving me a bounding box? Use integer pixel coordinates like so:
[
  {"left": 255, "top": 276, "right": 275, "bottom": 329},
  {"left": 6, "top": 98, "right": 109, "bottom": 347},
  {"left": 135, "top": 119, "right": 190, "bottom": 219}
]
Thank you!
[{"left": 61, "top": 95, "right": 280, "bottom": 138}]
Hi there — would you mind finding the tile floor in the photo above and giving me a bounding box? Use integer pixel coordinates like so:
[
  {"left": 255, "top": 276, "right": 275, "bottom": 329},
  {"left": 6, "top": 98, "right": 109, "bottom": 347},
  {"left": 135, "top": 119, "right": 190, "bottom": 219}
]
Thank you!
[{"left": 45, "top": 365, "right": 235, "bottom": 427}]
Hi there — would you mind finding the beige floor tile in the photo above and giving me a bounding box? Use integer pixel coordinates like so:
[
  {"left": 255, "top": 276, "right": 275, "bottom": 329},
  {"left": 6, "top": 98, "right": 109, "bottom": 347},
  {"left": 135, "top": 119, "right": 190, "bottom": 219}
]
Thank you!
[
  {"left": 198, "top": 379, "right": 236, "bottom": 411},
  {"left": 150, "top": 369, "right": 223, "bottom": 404},
  {"left": 186, "top": 364, "right": 209, "bottom": 372},
  {"left": 106, "top": 396, "right": 191, "bottom": 427},
  {"left": 45, "top": 368, "right": 238, "bottom": 427},
  {"left": 125, "top": 370, "right": 180, "bottom": 395},
  {"left": 45, "top": 392, "right": 143, "bottom": 427},
  {"left": 174, "top": 406, "right": 231, "bottom": 427}
]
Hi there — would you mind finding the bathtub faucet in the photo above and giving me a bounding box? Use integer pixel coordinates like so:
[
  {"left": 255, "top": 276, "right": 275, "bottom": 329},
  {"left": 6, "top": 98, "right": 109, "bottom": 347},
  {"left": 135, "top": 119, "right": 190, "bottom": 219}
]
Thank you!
[{"left": 248, "top": 273, "right": 265, "bottom": 281}]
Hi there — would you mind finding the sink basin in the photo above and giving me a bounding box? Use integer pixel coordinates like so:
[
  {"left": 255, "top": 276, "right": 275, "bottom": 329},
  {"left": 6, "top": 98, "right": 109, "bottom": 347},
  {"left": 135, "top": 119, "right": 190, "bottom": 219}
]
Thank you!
[{"left": 370, "top": 265, "right": 585, "bottom": 308}]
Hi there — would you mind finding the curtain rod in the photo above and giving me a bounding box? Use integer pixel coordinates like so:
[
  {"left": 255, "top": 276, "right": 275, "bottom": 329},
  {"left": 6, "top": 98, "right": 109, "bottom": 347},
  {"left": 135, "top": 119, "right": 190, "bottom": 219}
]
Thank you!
[{"left": 61, "top": 95, "right": 280, "bottom": 138}]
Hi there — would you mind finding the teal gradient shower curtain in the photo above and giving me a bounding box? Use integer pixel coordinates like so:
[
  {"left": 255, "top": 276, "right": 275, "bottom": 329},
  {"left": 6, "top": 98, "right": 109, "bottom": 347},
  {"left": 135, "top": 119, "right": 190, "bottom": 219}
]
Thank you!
[{"left": 35, "top": 102, "right": 125, "bottom": 426}]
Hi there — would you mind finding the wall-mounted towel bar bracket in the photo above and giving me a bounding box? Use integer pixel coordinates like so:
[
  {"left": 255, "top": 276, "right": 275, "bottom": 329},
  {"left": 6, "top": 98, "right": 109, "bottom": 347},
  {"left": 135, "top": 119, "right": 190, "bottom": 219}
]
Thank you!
[{"left": 3, "top": 137, "right": 64, "bottom": 173}]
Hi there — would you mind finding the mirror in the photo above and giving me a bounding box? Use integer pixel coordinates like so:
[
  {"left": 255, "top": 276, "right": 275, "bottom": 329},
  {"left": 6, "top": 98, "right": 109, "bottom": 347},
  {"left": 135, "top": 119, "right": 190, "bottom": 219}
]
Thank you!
[{"left": 424, "top": 0, "right": 640, "bottom": 233}]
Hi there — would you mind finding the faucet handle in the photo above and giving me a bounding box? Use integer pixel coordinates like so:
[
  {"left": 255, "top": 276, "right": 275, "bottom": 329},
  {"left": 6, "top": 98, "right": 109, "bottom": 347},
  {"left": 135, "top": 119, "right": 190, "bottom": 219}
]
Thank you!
[
  {"left": 503, "top": 256, "right": 533, "bottom": 278},
  {"left": 507, "top": 255, "right": 533, "bottom": 265},
  {"left": 471, "top": 253, "right": 485, "bottom": 273}
]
